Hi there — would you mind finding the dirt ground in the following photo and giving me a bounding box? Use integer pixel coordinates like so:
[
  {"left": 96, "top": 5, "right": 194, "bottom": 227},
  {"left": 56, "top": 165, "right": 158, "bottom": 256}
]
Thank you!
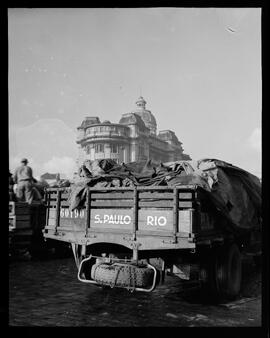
[{"left": 9, "top": 254, "right": 262, "bottom": 327}]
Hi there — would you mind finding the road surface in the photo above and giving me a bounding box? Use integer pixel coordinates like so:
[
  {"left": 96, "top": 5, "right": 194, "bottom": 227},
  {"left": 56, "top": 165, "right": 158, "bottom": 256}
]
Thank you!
[{"left": 9, "top": 254, "right": 261, "bottom": 326}]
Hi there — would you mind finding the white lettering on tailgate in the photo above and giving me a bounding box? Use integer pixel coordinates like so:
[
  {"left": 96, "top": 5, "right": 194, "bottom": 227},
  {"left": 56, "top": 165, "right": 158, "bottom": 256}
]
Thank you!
[
  {"left": 93, "top": 214, "right": 132, "bottom": 225},
  {"left": 94, "top": 214, "right": 101, "bottom": 223},
  {"left": 60, "top": 208, "right": 85, "bottom": 218},
  {"left": 147, "top": 216, "right": 167, "bottom": 226}
]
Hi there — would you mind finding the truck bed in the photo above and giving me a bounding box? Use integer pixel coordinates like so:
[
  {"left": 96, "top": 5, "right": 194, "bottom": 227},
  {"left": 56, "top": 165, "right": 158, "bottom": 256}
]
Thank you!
[{"left": 43, "top": 185, "right": 231, "bottom": 251}]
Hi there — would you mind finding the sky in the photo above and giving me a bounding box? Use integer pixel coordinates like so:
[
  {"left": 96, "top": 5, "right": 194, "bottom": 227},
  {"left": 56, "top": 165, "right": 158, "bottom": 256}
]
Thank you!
[{"left": 8, "top": 8, "right": 261, "bottom": 179}]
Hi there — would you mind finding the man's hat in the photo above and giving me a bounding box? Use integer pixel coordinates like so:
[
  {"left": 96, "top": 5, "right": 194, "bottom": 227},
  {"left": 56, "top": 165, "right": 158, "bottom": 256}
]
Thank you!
[{"left": 21, "top": 158, "right": 28, "bottom": 163}]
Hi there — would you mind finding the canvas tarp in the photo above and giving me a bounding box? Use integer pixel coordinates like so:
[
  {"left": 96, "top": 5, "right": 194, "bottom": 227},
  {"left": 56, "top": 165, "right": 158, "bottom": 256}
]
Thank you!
[{"left": 68, "top": 158, "right": 261, "bottom": 233}]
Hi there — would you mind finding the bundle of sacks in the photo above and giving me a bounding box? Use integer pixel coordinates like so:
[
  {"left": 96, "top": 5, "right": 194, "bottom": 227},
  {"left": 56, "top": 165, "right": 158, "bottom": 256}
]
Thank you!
[{"left": 48, "top": 179, "right": 71, "bottom": 188}]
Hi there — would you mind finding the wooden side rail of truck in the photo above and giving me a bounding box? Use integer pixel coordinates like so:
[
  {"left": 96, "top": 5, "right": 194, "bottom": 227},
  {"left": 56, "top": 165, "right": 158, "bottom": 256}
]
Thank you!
[{"left": 43, "top": 185, "right": 261, "bottom": 300}]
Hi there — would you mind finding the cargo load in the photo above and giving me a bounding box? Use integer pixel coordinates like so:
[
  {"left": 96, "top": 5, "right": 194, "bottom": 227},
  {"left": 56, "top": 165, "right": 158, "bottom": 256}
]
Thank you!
[{"left": 68, "top": 158, "right": 261, "bottom": 233}]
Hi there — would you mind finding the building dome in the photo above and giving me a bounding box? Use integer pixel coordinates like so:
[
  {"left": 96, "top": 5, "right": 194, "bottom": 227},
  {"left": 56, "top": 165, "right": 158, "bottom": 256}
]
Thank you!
[
  {"left": 119, "top": 113, "right": 149, "bottom": 132},
  {"left": 132, "top": 97, "right": 157, "bottom": 135}
]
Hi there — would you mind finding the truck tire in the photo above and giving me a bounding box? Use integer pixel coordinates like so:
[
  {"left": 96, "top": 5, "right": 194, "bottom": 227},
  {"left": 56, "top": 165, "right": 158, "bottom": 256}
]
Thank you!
[
  {"left": 200, "top": 243, "right": 242, "bottom": 301},
  {"left": 199, "top": 253, "right": 217, "bottom": 301},
  {"left": 91, "top": 263, "right": 154, "bottom": 289},
  {"left": 215, "top": 243, "right": 242, "bottom": 300}
]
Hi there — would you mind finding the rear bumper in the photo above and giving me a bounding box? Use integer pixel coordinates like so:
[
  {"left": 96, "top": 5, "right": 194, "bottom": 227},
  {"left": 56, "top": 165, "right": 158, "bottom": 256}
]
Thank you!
[{"left": 44, "top": 230, "right": 195, "bottom": 250}]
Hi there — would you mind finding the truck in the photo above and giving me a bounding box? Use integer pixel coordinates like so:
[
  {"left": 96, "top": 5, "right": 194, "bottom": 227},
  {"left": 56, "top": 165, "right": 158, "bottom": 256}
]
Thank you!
[{"left": 43, "top": 161, "right": 261, "bottom": 301}]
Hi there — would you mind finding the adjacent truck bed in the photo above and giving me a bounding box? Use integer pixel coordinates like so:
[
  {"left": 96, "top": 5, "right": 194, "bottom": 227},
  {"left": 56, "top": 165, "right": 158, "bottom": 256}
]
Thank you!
[
  {"left": 44, "top": 185, "right": 261, "bottom": 300},
  {"left": 9, "top": 200, "right": 70, "bottom": 258},
  {"left": 9, "top": 201, "right": 47, "bottom": 256}
]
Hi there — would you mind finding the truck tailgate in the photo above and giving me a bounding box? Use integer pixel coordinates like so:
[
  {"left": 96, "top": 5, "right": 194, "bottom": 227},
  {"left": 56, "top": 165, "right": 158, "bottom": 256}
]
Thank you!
[{"left": 44, "top": 186, "right": 196, "bottom": 250}]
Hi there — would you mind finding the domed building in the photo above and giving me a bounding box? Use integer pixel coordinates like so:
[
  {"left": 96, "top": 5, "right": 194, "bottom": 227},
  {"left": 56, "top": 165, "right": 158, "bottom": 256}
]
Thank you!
[{"left": 76, "top": 97, "right": 191, "bottom": 166}]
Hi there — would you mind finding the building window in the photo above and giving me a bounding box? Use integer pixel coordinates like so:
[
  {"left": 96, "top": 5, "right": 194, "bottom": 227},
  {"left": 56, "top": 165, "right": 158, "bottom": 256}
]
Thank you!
[
  {"left": 95, "top": 143, "right": 104, "bottom": 153},
  {"left": 86, "top": 128, "right": 93, "bottom": 135},
  {"left": 139, "top": 145, "right": 145, "bottom": 157},
  {"left": 111, "top": 144, "right": 119, "bottom": 153},
  {"left": 84, "top": 145, "right": 91, "bottom": 154},
  {"left": 100, "top": 126, "right": 108, "bottom": 132}
]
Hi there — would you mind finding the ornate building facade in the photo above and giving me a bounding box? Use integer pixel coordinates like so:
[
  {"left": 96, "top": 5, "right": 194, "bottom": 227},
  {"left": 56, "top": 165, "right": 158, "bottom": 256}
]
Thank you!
[{"left": 76, "top": 97, "right": 191, "bottom": 166}]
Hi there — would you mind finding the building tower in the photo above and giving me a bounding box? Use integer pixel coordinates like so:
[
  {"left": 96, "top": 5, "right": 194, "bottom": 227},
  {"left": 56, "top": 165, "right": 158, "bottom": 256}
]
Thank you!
[{"left": 131, "top": 96, "right": 157, "bottom": 135}]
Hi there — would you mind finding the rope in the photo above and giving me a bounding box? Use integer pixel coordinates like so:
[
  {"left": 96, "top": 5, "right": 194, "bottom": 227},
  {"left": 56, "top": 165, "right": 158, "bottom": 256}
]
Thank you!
[
  {"left": 111, "top": 264, "right": 122, "bottom": 288},
  {"left": 127, "top": 265, "right": 136, "bottom": 292}
]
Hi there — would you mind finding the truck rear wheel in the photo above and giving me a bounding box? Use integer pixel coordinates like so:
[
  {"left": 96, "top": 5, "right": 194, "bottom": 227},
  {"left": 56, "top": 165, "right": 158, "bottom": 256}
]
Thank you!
[
  {"left": 200, "top": 243, "right": 242, "bottom": 301},
  {"left": 215, "top": 243, "right": 242, "bottom": 300}
]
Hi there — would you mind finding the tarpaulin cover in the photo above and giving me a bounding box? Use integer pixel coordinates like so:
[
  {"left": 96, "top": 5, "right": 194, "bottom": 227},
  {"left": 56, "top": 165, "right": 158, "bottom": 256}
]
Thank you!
[
  {"left": 68, "top": 158, "right": 261, "bottom": 232},
  {"left": 194, "top": 159, "right": 261, "bottom": 232}
]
